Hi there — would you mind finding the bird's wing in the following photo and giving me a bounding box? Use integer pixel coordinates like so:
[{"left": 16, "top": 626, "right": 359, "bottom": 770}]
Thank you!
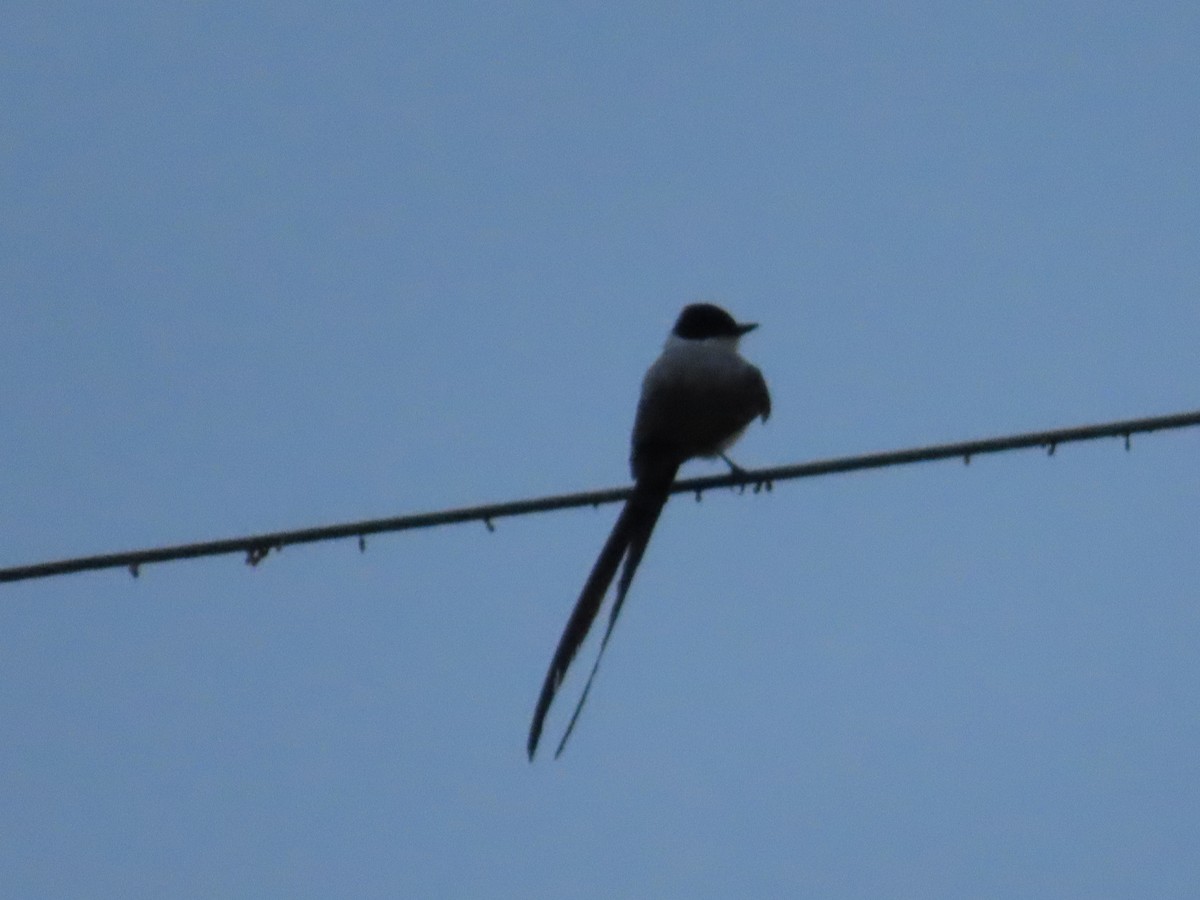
[{"left": 748, "top": 363, "right": 771, "bottom": 422}]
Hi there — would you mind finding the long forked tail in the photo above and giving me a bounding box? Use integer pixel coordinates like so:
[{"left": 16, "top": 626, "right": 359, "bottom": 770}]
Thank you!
[{"left": 527, "top": 461, "right": 678, "bottom": 760}]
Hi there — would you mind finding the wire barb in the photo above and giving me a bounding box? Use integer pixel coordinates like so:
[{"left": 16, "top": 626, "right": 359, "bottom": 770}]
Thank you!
[{"left": 2, "top": 409, "right": 1198, "bottom": 585}]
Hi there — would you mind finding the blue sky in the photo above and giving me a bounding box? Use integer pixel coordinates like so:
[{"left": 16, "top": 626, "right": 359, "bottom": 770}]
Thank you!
[{"left": 3, "top": 3, "right": 1198, "bottom": 897}]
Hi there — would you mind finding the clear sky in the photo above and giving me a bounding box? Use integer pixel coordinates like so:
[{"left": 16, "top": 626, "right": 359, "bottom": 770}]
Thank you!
[{"left": 3, "top": 3, "right": 1198, "bottom": 897}]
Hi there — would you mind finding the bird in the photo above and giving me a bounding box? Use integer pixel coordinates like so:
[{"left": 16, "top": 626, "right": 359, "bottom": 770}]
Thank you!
[{"left": 527, "top": 302, "right": 771, "bottom": 759}]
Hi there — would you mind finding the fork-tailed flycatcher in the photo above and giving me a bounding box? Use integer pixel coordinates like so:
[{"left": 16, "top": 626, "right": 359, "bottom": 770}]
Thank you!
[{"left": 527, "top": 303, "right": 771, "bottom": 759}]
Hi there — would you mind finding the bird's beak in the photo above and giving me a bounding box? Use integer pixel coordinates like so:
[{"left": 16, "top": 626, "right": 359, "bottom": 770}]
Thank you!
[{"left": 736, "top": 321, "right": 759, "bottom": 336}]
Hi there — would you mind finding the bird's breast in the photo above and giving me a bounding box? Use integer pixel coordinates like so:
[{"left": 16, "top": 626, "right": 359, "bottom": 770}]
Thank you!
[{"left": 630, "top": 344, "right": 767, "bottom": 471}]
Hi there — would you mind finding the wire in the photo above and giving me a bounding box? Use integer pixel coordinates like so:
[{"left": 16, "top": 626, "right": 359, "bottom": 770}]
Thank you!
[{"left": 2, "top": 409, "right": 1197, "bottom": 585}]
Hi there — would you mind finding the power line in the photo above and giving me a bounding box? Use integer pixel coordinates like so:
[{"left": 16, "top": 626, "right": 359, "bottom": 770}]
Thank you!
[{"left": 3, "top": 409, "right": 1197, "bottom": 585}]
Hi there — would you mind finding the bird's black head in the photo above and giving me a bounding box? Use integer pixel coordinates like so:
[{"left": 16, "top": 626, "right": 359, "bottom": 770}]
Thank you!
[{"left": 672, "top": 303, "right": 758, "bottom": 340}]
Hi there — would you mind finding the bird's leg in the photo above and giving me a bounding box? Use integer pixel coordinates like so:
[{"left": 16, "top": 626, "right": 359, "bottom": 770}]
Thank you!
[{"left": 719, "top": 453, "right": 747, "bottom": 476}]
